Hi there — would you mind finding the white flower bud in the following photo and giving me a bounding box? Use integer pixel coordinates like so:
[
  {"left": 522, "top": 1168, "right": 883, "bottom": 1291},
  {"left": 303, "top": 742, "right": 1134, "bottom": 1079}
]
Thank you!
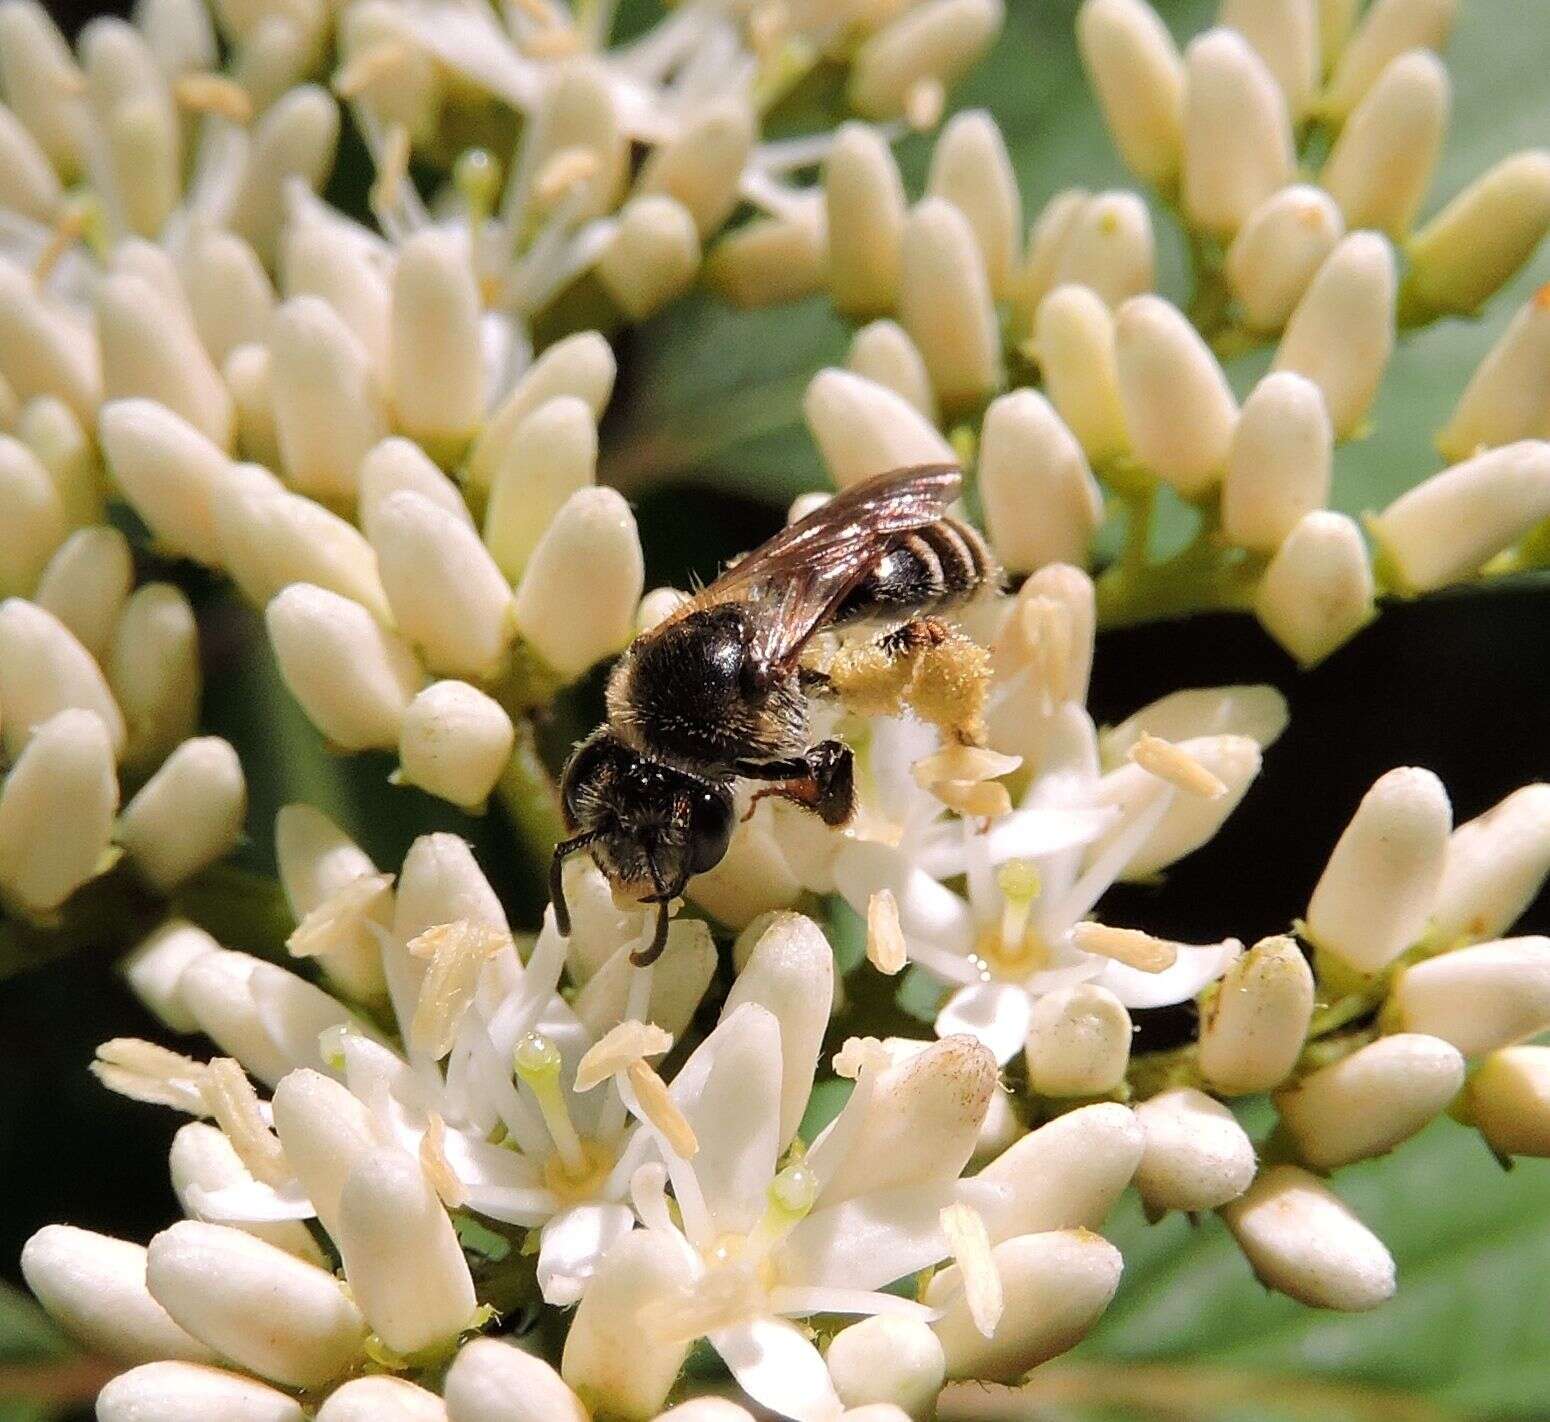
[
  {"left": 636, "top": 97, "right": 754, "bottom": 238},
  {"left": 1221, "top": 1165, "right": 1396, "bottom": 1310},
  {"left": 483, "top": 396, "right": 597, "bottom": 581},
  {"left": 656, "top": 1405, "right": 756, "bottom": 1422},
  {"left": 1225, "top": 185, "right": 1344, "bottom": 332},
  {"left": 0, "top": 2, "right": 90, "bottom": 177},
  {"left": 512, "top": 56, "right": 626, "bottom": 222},
  {"left": 1223, "top": 371, "right": 1333, "bottom": 552},
  {"left": 1389, "top": 936, "right": 1550, "bottom": 1056},
  {"left": 265, "top": 584, "right": 423, "bottom": 751},
  {"left": 109, "top": 582, "right": 199, "bottom": 770},
  {"left": 34, "top": 526, "right": 133, "bottom": 660},
  {"left": 446, "top": 1338, "right": 589, "bottom": 1422},
  {"left": 80, "top": 18, "right": 179, "bottom": 231},
  {"left": 181, "top": 230, "right": 275, "bottom": 370},
  {"left": 1199, "top": 935, "right": 1314, "bottom": 1094},
  {"left": 928, "top": 1229, "right": 1122, "bottom": 1382},
  {"left": 827, "top": 1315, "right": 945, "bottom": 1421},
  {"left": 99, "top": 400, "right": 232, "bottom": 565},
  {"left": 1133, "top": 1087, "right": 1256, "bottom": 1212},
  {"left": 979, "top": 390, "right": 1103, "bottom": 574},
  {"left": 848, "top": 0, "right": 1004, "bottom": 121},
  {"left": 21, "top": 1225, "right": 213, "bottom": 1365},
  {"left": 372, "top": 491, "right": 514, "bottom": 679},
  {"left": 0, "top": 259, "right": 100, "bottom": 423},
  {"left": 1371, "top": 441, "right": 1550, "bottom": 592},
  {"left": 226, "top": 85, "right": 339, "bottom": 265},
  {"left": 390, "top": 231, "right": 484, "bottom": 453},
  {"left": 1305, "top": 766, "right": 1450, "bottom": 974},
  {"left": 276, "top": 805, "right": 375, "bottom": 920},
  {"left": 899, "top": 198, "right": 1004, "bottom": 411},
  {"left": 927, "top": 110, "right": 1021, "bottom": 299},
  {"left": 269, "top": 1068, "right": 381, "bottom": 1240},
  {"left": 1031, "top": 285, "right": 1128, "bottom": 464},
  {"left": 120, "top": 919, "right": 217, "bottom": 1032},
  {"left": 512, "top": 487, "right": 642, "bottom": 679},
  {"left": 825, "top": 122, "right": 907, "bottom": 317},
  {"left": 708, "top": 202, "right": 828, "bottom": 311},
  {"left": 1432, "top": 784, "right": 1550, "bottom": 946},
  {"left": 0, "top": 598, "right": 124, "bottom": 760},
  {"left": 1253, "top": 510, "right": 1374, "bottom": 665},
  {"left": 1050, "top": 191, "right": 1155, "bottom": 308},
  {"left": 0, "top": 436, "right": 67, "bottom": 599},
  {"left": 1273, "top": 231, "right": 1395, "bottom": 439},
  {"left": 119, "top": 737, "right": 246, "bottom": 893},
  {"left": 804, "top": 368, "right": 955, "bottom": 490},
  {"left": 146, "top": 1221, "right": 367, "bottom": 1387},
  {"left": 1277, "top": 1033, "right": 1464, "bottom": 1168},
  {"left": 399, "top": 680, "right": 515, "bottom": 809},
  {"left": 561, "top": 1231, "right": 696, "bottom": 1420},
  {"left": 360, "top": 438, "right": 472, "bottom": 537},
  {"left": 1220, "top": 0, "right": 1319, "bottom": 119},
  {"left": 847, "top": 321, "right": 936, "bottom": 423},
  {"left": 394, "top": 832, "right": 506, "bottom": 940},
  {"left": 971, "top": 1103, "right": 1143, "bottom": 1241},
  {"left": 1321, "top": 50, "right": 1449, "bottom": 239},
  {"left": 270, "top": 296, "right": 388, "bottom": 502},
  {"left": 17, "top": 395, "right": 102, "bottom": 529},
  {"left": 170, "top": 1122, "right": 325, "bottom": 1264},
  {"left": 226, "top": 343, "right": 283, "bottom": 469},
  {"left": 1182, "top": 29, "right": 1294, "bottom": 237},
  {"left": 173, "top": 951, "right": 283, "bottom": 1082},
  {"left": 599, "top": 194, "right": 701, "bottom": 319},
  {"left": 0, "top": 101, "right": 60, "bottom": 221},
  {"left": 1114, "top": 294, "right": 1236, "bottom": 494},
  {"left": 281, "top": 220, "right": 392, "bottom": 378},
  {"left": 1322, "top": 0, "right": 1455, "bottom": 122},
  {"left": 1405, "top": 151, "right": 1550, "bottom": 318},
  {"left": 1437, "top": 289, "right": 1550, "bottom": 462},
  {"left": 1076, "top": 0, "right": 1184, "bottom": 186},
  {"left": 97, "top": 1362, "right": 305, "bottom": 1422},
  {"left": 466, "top": 332, "right": 615, "bottom": 494},
  {"left": 1022, "top": 983, "right": 1131, "bottom": 1097},
  {"left": 334, "top": 1147, "right": 477, "bottom": 1356},
  {"left": 317, "top": 1376, "right": 447, "bottom": 1422},
  {"left": 1463, "top": 1045, "right": 1550, "bottom": 1158},
  {"left": 136, "top": 0, "right": 217, "bottom": 85}
]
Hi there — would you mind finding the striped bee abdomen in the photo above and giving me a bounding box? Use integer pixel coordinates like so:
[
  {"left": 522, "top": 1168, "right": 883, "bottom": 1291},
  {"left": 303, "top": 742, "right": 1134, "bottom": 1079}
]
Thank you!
[{"left": 829, "top": 517, "right": 999, "bottom": 627}]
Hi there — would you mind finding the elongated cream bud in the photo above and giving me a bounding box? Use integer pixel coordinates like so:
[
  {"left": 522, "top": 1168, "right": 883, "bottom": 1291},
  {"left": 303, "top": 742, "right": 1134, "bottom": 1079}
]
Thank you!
[
  {"left": 394, "top": 832, "right": 506, "bottom": 942},
  {"left": 1033, "top": 285, "right": 1129, "bottom": 464},
  {"left": 0, "top": 1, "right": 90, "bottom": 177},
  {"left": 1133, "top": 1088, "right": 1255, "bottom": 1213},
  {"left": 466, "top": 332, "right": 615, "bottom": 494},
  {"left": 1182, "top": 29, "right": 1294, "bottom": 237},
  {"left": 1369, "top": 441, "right": 1550, "bottom": 592},
  {"left": 848, "top": 320, "right": 937, "bottom": 424},
  {"left": 226, "top": 344, "right": 283, "bottom": 469},
  {"left": 928, "top": 1229, "right": 1122, "bottom": 1382},
  {"left": 0, "top": 598, "right": 123, "bottom": 759},
  {"left": 1221, "top": 0, "right": 1319, "bottom": 119},
  {"left": 266, "top": 584, "right": 422, "bottom": 750},
  {"left": 0, "top": 101, "right": 60, "bottom": 221},
  {"left": 390, "top": 231, "right": 484, "bottom": 454},
  {"left": 35, "top": 526, "right": 133, "bottom": 659},
  {"left": 268, "top": 1068, "right": 380, "bottom": 1242},
  {"left": 110, "top": 582, "right": 199, "bottom": 770},
  {"left": 826, "top": 123, "right": 907, "bottom": 317},
  {"left": 269, "top": 296, "right": 388, "bottom": 502},
  {"left": 1077, "top": 0, "right": 1184, "bottom": 186},
  {"left": 1389, "top": 936, "right": 1550, "bottom": 1055},
  {"left": 1050, "top": 190, "right": 1155, "bottom": 308},
  {"left": 1254, "top": 510, "right": 1374, "bottom": 665},
  {"left": 120, "top": 919, "right": 216, "bottom": 1032},
  {"left": 1405, "top": 151, "right": 1550, "bottom": 318},
  {"left": 827, "top": 1315, "right": 945, "bottom": 1421},
  {"left": 979, "top": 389, "right": 1103, "bottom": 574},
  {"left": 804, "top": 369, "right": 955, "bottom": 489},
  {"left": 21, "top": 1225, "right": 214, "bottom": 1365},
  {"left": 399, "top": 681, "right": 515, "bottom": 809},
  {"left": 97, "top": 1362, "right": 305, "bottom": 1422},
  {"left": 1199, "top": 935, "right": 1314, "bottom": 1094},
  {"left": 18, "top": 396, "right": 101, "bottom": 529},
  {"left": 1221, "top": 1165, "right": 1395, "bottom": 1310},
  {"left": 1021, "top": 190, "right": 1093, "bottom": 320},
  {"left": 1273, "top": 231, "right": 1395, "bottom": 439},
  {"left": 1023, "top": 983, "right": 1131, "bottom": 1097},
  {"left": 1463, "top": 1045, "right": 1550, "bottom": 1158},
  {"left": 317, "top": 1376, "right": 447, "bottom": 1422},
  {"left": 599, "top": 194, "right": 701, "bottom": 319},
  {"left": 636, "top": 97, "right": 753, "bottom": 238},
  {"left": 360, "top": 438, "right": 471, "bottom": 537},
  {"left": 0, "top": 436, "right": 66, "bottom": 598},
  {"left": 512, "top": 56, "right": 626, "bottom": 222},
  {"left": 0, "top": 260, "right": 100, "bottom": 424},
  {"left": 848, "top": 0, "right": 1004, "bottom": 120},
  {"left": 1114, "top": 294, "right": 1237, "bottom": 494},
  {"left": 1322, "top": 0, "right": 1455, "bottom": 122},
  {"left": 446, "top": 1338, "right": 589, "bottom": 1422},
  {"left": 1223, "top": 371, "right": 1332, "bottom": 552},
  {"left": 483, "top": 397, "right": 597, "bottom": 580},
  {"left": 136, "top": 0, "right": 216, "bottom": 83},
  {"left": 120, "top": 737, "right": 246, "bottom": 892},
  {"left": 226, "top": 85, "right": 340, "bottom": 265},
  {"left": 927, "top": 110, "right": 1021, "bottom": 299},
  {"left": 1431, "top": 785, "right": 1550, "bottom": 946},
  {"left": 146, "top": 1221, "right": 367, "bottom": 1386},
  {"left": 1321, "top": 50, "right": 1449, "bottom": 239},
  {"left": 100, "top": 400, "right": 232, "bottom": 566},
  {"left": 1437, "top": 290, "right": 1550, "bottom": 462},
  {"left": 1305, "top": 766, "right": 1450, "bottom": 974},
  {"left": 899, "top": 198, "right": 1004, "bottom": 412},
  {"left": 707, "top": 203, "right": 828, "bottom": 311},
  {"left": 513, "top": 487, "right": 642, "bottom": 679},
  {"left": 281, "top": 220, "right": 392, "bottom": 379},
  {"left": 1277, "top": 1032, "right": 1463, "bottom": 1167},
  {"left": 1225, "top": 184, "right": 1344, "bottom": 332}
]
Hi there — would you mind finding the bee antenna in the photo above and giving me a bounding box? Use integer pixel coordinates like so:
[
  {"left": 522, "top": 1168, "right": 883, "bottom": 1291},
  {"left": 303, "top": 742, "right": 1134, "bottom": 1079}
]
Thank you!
[{"left": 550, "top": 832, "right": 599, "bottom": 938}]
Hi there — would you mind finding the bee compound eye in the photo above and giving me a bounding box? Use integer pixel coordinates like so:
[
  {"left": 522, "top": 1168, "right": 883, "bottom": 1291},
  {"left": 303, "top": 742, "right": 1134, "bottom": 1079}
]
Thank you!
[{"left": 686, "top": 788, "right": 735, "bottom": 875}]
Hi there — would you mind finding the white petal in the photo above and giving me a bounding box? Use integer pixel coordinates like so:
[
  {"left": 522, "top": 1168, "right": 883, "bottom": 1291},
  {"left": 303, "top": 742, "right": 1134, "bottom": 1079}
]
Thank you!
[
  {"left": 537, "top": 1203, "right": 636, "bottom": 1306},
  {"left": 778, "top": 1183, "right": 955, "bottom": 1292},
  {"left": 1097, "top": 937, "right": 1242, "bottom": 1008},
  {"left": 185, "top": 1180, "right": 316, "bottom": 1224},
  {"left": 980, "top": 805, "right": 1116, "bottom": 864},
  {"left": 834, "top": 841, "right": 975, "bottom": 957},
  {"left": 934, "top": 983, "right": 1032, "bottom": 1067},
  {"left": 710, "top": 1316, "right": 844, "bottom": 1422}
]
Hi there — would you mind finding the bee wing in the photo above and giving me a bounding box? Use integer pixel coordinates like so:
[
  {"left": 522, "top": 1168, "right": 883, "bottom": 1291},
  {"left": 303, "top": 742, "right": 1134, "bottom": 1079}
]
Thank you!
[{"left": 674, "top": 464, "right": 962, "bottom": 672}]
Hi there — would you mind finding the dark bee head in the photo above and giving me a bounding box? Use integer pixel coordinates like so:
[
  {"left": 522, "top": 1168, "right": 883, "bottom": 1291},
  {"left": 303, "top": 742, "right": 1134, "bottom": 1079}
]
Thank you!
[{"left": 552, "top": 728, "right": 734, "bottom": 963}]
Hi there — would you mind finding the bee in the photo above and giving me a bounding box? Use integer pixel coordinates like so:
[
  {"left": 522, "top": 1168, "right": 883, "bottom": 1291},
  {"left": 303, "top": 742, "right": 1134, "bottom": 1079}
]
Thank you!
[{"left": 552, "top": 464, "right": 999, "bottom": 964}]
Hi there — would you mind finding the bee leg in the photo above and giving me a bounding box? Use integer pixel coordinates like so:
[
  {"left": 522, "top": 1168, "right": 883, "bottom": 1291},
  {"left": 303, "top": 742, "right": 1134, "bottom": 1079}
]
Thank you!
[
  {"left": 550, "top": 832, "right": 600, "bottom": 936},
  {"left": 734, "top": 741, "right": 855, "bottom": 826}
]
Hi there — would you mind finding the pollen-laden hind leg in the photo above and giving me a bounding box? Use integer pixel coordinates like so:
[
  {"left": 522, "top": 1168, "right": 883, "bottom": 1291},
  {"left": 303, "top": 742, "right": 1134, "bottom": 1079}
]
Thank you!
[
  {"left": 734, "top": 740, "right": 855, "bottom": 825},
  {"left": 828, "top": 616, "right": 991, "bottom": 746}
]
